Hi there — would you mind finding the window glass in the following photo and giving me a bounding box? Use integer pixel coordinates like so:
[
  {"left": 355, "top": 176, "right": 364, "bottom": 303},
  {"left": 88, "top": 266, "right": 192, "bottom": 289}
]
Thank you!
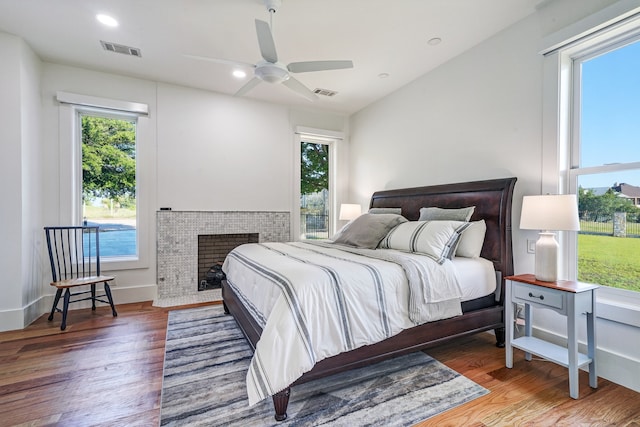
[
  {"left": 580, "top": 41, "right": 640, "bottom": 167},
  {"left": 300, "top": 141, "right": 330, "bottom": 240},
  {"left": 80, "top": 113, "right": 138, "bottom": 258}
]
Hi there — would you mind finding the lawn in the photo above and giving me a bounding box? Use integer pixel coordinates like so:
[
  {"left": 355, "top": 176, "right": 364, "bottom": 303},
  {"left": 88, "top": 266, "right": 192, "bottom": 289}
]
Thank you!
[
  {"left": 578, "top": 234, "right": 640, "bottom": 292},
  {"left": 84, "top": 205, "right": 136, "bottom": 220}
]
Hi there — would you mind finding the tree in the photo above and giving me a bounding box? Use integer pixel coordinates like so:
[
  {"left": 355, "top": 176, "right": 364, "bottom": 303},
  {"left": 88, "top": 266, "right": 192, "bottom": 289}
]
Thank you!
[
  {"left": 81, "top": 116, "right": 136, "bottom": 207},
  {"left": 578, "top": 186, "right": 640, "bottom": 221},
  {"left": 300, "top": 142, "right": 328, "bottom": 195}
]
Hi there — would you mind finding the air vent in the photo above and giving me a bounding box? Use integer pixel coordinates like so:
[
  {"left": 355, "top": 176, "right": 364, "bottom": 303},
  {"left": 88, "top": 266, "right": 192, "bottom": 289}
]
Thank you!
[
  {"left": 313, "top": 88, "right": 338, "bottom": 97},
  {"left": 100, "top": 40, "right": 142, "bottom": 57}
]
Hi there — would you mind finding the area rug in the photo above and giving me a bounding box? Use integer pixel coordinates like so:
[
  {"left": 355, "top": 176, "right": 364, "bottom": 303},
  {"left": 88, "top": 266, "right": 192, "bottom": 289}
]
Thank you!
[{"left": 160, "top": 305, "right": 488, "bottom": 426}]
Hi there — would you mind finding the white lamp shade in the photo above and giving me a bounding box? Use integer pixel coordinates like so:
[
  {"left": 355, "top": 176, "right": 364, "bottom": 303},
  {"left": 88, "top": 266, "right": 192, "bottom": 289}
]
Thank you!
[
  {"left": 520, "top": 194, "right": 580, "bottom": 231},
  {"left": 339, "top": 203, "right": 362, "bottom": 221}
]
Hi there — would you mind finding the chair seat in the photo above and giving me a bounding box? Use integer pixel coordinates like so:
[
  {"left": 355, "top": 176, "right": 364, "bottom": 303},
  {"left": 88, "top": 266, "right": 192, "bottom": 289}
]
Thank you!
[{"left": 50, "top": 275, "right": 115, "bottom": 289}]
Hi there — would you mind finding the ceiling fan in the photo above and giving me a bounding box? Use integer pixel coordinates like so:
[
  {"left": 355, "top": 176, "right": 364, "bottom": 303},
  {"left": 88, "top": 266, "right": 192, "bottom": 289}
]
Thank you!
[{"left": 186, "top": 0, "right": 353, "bottom": 101}]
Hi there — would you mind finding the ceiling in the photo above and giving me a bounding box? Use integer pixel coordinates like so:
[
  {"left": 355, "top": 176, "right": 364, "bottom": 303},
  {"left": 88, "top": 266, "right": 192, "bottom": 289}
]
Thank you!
[{"left": 0, "top": 0, "right": 545, "bottom": 115}]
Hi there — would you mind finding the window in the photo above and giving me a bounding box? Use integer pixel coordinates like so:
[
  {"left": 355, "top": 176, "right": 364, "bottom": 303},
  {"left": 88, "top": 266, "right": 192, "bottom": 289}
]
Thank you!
[
  {"left": 80, "top": 113, "right": 138, "bottom": 258},
  {"left": 56, "top": 91, "right": 149, "bottom": 270},
  {"left": 293, "top": 127, "right": 341, "bottom": 242},
  {"left": 569, "top": 33, "right": 640, "bottom": 294},
  {"left": 300, "top": 140, "right": 332, "bottom": 240},
  {"left": 542, "top": 10, "right": 640, "bottom": 323}
]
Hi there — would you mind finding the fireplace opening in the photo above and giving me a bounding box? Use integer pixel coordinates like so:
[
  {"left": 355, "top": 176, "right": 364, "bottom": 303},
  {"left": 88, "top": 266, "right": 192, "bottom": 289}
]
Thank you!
[{"left": 197, "top": 233, "right": 259, "bottom": 291}]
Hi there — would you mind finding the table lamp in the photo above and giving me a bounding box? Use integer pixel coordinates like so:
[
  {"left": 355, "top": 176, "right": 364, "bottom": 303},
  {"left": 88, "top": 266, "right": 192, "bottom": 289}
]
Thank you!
[
  {"left": 339, "top": 203, "right": 362, "bottom": 221},
  {"left": 520, "top": 194, "right": 580, "bottom": 282}
]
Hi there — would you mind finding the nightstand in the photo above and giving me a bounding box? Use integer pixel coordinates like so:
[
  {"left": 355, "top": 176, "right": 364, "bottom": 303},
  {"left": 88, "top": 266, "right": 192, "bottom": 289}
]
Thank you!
[{"left": 505, "top": 274, "right": 598, "bottom": 399}]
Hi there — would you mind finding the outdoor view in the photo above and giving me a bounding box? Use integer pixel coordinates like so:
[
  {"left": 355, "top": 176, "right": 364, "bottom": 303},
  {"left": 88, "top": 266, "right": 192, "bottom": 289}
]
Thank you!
[
  {"left": 300, "top": 141, "right": 330, "bottom": 239},
  {"left": 576, "top": 38, "right": 640, "bottom": 292},
  {"left": 81, "top": 114, "right": 137, "bottom": 257}
]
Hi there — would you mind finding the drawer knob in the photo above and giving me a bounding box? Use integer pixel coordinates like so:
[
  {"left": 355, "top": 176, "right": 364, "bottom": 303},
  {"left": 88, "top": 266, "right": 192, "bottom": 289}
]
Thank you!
[{"left": 529, "top": 292, "right": 544, "bottom": 300}]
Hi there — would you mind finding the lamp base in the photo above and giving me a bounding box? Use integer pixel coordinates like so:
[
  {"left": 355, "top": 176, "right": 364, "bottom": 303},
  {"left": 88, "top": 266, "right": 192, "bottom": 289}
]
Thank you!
[{"left": 535, "top": 232, "right": 558, "bottom": 282}]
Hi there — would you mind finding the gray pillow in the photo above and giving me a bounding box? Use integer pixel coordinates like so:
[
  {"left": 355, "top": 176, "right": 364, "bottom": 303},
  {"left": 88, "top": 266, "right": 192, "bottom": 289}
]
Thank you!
[
  {"left": 418, "top": 206, "right": 475, "bottom": 222},
  {"left": 332, "top": 213, "right": 407, "bottom": 249},
  {"left": 368, "top": 207, "right": 402, "bottom": 215}
]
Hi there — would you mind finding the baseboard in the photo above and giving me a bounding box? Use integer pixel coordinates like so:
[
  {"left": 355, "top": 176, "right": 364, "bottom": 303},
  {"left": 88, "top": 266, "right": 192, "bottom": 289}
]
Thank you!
[
  {"left": 534, "top": 327, "right": 640, "bottom": 393},
  {"left": 0, "top": 284, "right": 158, "bottom": 332}
]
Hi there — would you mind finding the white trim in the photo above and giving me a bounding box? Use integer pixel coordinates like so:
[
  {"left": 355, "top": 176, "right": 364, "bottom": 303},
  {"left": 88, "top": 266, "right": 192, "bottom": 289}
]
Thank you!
[
  {"left": 540, "top": 0, "right": 640, "bottom": 55},
  {"left": 295, "top": 126, "right": 344, "bottom": 141},
  {"left": 56, "top": 91, "right": 149, "bottom": 116},
  {"left": 597, "top": 288, "right": 640, "bottom": 327},
  {"left": 0, "top": 284, "right": 157, "bottom": 332}
]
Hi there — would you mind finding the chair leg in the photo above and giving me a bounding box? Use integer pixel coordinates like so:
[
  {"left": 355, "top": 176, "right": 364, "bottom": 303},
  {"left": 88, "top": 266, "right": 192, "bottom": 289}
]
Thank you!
[
  {"left": 48, "top": 288, "right": 63, "bottom": 321},
  {"left": 61, "top": 289, "right": 71, "bottom": 331},
  {"left": 91, "top": 284, "right": 97, "bottom": 311},
  {"left": 104, "top": 282, "right": 118, "bottom": 317}
]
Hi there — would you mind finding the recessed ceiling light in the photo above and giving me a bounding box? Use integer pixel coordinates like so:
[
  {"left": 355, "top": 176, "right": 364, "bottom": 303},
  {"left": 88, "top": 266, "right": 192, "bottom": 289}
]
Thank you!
[
  {"left": 427, "top": 37, "right": 442, "bottom": 46},
  {"left": 233, "top": 70, "right": 247, "bottom": 79},
  {"left": 96, "top": 14, "right": 118, "bottom": 27}
]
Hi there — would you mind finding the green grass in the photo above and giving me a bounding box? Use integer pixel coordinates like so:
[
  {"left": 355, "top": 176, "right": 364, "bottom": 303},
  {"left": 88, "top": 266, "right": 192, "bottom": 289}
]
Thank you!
[
  {"left": 578, "top": 234, "right": 640, "bottom": 292},
  {"left": 83, "top": 205, "right": 136, "bottom": 220}
]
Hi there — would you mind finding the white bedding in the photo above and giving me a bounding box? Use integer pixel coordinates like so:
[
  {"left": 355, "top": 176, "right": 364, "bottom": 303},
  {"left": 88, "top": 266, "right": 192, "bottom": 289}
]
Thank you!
[
  {"left": 452, "top": 256, "right": 497, "bottom": 301},
  {"left": 222, "top": 241, "right": 494, "bottom": 406}
]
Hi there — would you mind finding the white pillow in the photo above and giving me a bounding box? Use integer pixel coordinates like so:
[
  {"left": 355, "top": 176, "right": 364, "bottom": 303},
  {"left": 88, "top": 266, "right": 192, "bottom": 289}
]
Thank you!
[
  {"left": 418, "top": 206, "right": 475, "bottom": 222},
  {"left": 455, "top": 220, "right": 487, "bottom": 258},
  {"left": 368, "top": 207, "right": 402, "bottom": 215},
  {"left": 379, "top": 220, "right": 470, "bottom": 263}
]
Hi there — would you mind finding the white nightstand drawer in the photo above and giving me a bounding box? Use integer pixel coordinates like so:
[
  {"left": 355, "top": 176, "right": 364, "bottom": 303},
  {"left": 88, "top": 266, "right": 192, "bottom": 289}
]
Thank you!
[{"left": 513, "top": 282, "right": 564, "bottom": 310}]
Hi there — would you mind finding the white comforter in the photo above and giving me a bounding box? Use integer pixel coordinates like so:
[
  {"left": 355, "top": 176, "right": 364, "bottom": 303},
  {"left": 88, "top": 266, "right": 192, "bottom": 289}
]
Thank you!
[{"left": 222, "top": 241, "right": 464, "bottom": 406}]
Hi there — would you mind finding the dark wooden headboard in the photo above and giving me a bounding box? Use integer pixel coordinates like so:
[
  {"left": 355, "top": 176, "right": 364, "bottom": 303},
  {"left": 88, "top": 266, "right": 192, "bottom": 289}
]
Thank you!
[{"left": 369, "top": 177, "right": 517, "bottom": 287}]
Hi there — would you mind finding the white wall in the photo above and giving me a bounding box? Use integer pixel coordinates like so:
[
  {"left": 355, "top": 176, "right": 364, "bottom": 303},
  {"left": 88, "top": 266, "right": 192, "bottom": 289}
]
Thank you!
[
  {"left": 0, "top": 32, "right": 43, "bottom": 330},
  {"left": 156, "top": 83, "right": 292, "bottom": 212},
  {"left": 348, "top": 0, "right": 638, "bottom": 392}
]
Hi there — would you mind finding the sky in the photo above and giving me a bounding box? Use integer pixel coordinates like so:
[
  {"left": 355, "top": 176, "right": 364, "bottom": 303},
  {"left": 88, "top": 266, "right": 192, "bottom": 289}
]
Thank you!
[{"left": 579, "top": 38, "right": 640, "bottom": 189}]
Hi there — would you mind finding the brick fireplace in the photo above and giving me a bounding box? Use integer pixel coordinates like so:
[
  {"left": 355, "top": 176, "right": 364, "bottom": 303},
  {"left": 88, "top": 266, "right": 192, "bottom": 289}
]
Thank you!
[
  {"left": 197, "top": 233, "right": 259, "bottom": 290},
  {"left": 156, "top": 211, "right": 290, "bottom": 305}
]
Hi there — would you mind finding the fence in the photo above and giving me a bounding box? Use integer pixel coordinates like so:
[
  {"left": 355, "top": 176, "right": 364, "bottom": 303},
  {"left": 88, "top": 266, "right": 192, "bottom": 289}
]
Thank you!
[
  {"left": 301, "top": 213, "right": 329, "bottom": 240},
  {"left": 579, "top": 211, "right": 640, "bottom": 237}
]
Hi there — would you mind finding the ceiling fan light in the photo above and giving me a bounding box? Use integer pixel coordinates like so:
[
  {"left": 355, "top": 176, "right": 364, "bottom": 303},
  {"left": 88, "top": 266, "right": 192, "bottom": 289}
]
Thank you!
[
  {"left": 255, "top": 63, "right": 290, "bottom": 84},
  {"left": 233, "top": 69, "right": 247, "bottom": 79}
]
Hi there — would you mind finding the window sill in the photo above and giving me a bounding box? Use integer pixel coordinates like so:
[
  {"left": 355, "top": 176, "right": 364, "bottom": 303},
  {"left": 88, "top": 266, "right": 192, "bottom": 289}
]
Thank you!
[
  {"left": 101, "top": 256, "right": 148, "bottom": 272},
  {"left": 596, "top": 287, "right": 640, "bottom": 327}
]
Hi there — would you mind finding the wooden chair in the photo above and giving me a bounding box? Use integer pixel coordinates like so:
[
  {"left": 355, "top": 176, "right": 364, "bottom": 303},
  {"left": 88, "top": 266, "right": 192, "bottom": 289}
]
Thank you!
[{"left": 45, "top": 226, "right": 118, "bottom": 330}]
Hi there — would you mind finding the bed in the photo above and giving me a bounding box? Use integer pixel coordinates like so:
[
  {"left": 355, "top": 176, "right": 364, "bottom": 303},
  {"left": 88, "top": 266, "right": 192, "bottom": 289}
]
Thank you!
[{"left": 221, "top": 177, "right": 516, "bottom": 421}]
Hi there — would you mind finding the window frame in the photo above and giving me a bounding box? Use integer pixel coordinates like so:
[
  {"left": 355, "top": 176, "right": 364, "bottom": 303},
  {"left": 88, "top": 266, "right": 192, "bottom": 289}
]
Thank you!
[
  {"left": 57, "top": 93, "right": 149, "bottom": 271},
  {"left": 542, "top": 9, "right": 640, "bottom": 327},
  {"left": 293, "top": 127, "right": 341, "bottom": 241}
]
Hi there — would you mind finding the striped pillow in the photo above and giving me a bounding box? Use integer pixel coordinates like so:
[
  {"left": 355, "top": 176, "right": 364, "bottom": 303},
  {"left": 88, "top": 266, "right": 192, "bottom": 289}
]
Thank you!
[{"left": 379, "top": 220, "right": 471, "bottom": 263}]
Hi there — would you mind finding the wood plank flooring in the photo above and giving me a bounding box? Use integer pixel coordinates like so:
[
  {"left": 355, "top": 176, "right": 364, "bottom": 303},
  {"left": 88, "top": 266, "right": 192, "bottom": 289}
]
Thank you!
[{"left": 0, "top": 301, "right": 638, "bottom": 426}]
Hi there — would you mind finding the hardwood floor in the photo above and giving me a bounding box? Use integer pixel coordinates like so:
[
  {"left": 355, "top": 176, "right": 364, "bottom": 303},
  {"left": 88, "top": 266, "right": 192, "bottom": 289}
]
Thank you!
[{"left": 0, "top": 302, "right": 638, "bottom": 426}]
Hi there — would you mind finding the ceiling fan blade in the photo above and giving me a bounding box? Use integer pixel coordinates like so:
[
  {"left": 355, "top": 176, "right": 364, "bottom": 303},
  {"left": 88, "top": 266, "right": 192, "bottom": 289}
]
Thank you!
[
  {"left": 184, "top": 54, "right": 255, "bottom": 70},
  {"left": 255, "top": 19, "right": 278, "bottom": 63},
  {"left": 234, "top": 77, "right": 262, "bottom": 97},
  {"left": 282, "top": 76, "right": 318, "bottom": 101},
  {"left": 287, "top": 60, "right": 354, "bottom": 73}
]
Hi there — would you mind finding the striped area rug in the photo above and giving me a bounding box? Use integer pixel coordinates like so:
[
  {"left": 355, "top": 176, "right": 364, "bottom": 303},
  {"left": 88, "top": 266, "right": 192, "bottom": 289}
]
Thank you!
[{"left": 160, "top": 305, "right": 488, "bottom": 426}]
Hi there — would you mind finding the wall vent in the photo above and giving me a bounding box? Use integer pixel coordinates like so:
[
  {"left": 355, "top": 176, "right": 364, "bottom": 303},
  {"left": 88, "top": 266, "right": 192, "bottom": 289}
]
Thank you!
[
  {"left": 313, "top": 88, "right": 338, "bottom": 97},
  {"left": 100, "top": 40, "right": 142, "bottom": 57}
]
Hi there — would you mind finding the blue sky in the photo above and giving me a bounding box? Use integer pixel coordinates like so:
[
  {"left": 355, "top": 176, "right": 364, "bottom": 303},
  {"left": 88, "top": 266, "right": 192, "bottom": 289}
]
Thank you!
[{"left": 579, "top": 38, "right": 640, "bottom": 189}]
